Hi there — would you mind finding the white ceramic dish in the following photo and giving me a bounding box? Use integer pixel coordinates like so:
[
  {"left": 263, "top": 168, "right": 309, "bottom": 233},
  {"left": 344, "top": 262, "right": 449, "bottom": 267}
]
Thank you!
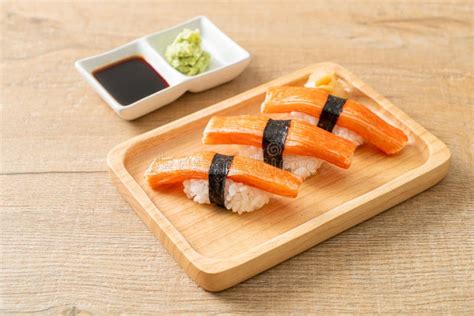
[{"left": 75, "top": 16, "right": 251, "bottom": 120}]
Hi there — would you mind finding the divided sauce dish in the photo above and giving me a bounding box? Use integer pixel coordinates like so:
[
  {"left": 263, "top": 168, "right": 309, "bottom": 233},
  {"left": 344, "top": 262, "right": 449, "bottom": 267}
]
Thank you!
[{"left": 75, "top": 16, "right": 251, "bottom": 120}]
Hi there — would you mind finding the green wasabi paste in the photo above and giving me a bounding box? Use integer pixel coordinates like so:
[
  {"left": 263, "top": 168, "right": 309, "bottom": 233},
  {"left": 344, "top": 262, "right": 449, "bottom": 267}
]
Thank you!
[{"left": 165, "top": 28, "right": 210, "bottom": 76}]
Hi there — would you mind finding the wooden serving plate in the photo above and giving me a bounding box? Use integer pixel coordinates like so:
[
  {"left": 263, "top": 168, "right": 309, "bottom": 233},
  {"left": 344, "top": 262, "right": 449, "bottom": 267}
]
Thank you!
[{"left": 107, "top": 62, "right": 450, "bottom": 291}]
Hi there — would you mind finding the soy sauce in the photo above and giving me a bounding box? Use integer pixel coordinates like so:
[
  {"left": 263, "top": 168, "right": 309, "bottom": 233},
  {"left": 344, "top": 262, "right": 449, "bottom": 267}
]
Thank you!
[{"left": 93, "top": 56, "right": 169, "bottom": 106}]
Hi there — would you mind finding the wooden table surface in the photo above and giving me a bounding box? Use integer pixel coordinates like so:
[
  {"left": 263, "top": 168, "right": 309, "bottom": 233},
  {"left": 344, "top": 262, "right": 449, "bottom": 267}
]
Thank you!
[{"left": 1, "top": 1, "right": 473, "bottom": 314}]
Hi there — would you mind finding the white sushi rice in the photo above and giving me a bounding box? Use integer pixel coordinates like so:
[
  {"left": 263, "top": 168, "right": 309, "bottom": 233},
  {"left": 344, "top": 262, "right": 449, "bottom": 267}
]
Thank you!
[
  {"left": 237, "top": 145, "right": 322, "bottom": 180},
  {"left": 183, "top": 179, "right": 270, "bottom": 214},
  {"left": 290, "top": 111, "right": 365, "bottom": 146}
]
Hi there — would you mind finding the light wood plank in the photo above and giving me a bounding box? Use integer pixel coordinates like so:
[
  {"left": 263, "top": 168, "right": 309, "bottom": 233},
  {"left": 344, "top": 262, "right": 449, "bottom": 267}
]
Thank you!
[{"left": 1, "top": 0, "right": 473, "bottom": 313}]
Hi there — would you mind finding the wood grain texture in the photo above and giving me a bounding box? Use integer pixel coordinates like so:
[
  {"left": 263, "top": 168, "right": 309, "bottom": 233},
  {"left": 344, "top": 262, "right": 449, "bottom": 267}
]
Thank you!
[{"left": 1, "top": 0, "right": 472, "bottom": 314}]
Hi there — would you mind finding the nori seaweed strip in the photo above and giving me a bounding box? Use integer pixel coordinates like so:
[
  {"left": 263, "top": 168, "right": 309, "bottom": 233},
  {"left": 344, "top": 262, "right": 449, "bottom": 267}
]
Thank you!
[
  {"left": 317, "top": 94, "right": 346, "bottom": 132},
  {"left": 208, "top": 153, "right": 234, "bottom": 207},
  {"left": 262, "top": 119, "right": 291, "bottom": 169}
]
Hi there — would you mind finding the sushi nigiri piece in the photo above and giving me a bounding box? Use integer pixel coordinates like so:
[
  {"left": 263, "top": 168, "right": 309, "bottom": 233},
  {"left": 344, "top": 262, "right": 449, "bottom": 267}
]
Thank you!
[
  {"left": 301, "top": 71, "right": 364, "bottom": 145},
  {"left": 202, "top": 115, "right": 356, "bottom": 179},
  {"left": 261, "top": 86, "right": 408, "bottom": 155},
  {"left": 145, "top": 151, "right": 302, "bottom": 214}
]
